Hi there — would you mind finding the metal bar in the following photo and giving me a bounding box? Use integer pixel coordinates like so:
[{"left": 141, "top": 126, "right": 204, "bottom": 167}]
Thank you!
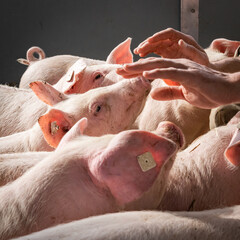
[{"left": 181, "top": 0, "right": 199, "bottom": 42}]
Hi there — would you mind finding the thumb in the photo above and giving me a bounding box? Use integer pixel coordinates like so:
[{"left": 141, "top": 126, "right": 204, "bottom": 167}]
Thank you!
[{"left": 150, "top": 86, "right": 185, "bottom": 101}]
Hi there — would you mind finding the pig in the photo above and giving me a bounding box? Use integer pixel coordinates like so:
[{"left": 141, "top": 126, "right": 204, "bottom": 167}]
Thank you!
[
  {"left": 157, "top": 112, "right": 240, "bottom": 211},
  {"left": 17, "top": 46, "right": 104, "bottom": 88},
  {"left": 1, "top": 38, "right": 134, "bottom": 137},
  {"left": 0, "top": 120, "right": 183, "bottom": 240},
  {"left": 0, "top": 84, "right": 47, "bottom": 137},
  {"left": 0, "top": 151, "right": 49, "bottom": 186},
  {"left": 205, "top": 38, "right": 240, "bottom": 73},
  {"left": 18, "top": 38, "right": 132, "bottom": 88},
  {"left": 0, "top": 76, "right": 150, "bottom": 153},
  {"left": 134, "top": 79, "right": 211, "bottom": 146},
  {"left": 16, "top": 205, "right": 240, "bottom": 240},
  {"left": 2, "top": 113, "right": 240, "bottom": 212}
]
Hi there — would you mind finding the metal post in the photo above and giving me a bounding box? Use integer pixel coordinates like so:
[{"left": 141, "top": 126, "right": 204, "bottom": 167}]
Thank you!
[{"left": 181, "top": 0, "right": 199, "bottom": 42}]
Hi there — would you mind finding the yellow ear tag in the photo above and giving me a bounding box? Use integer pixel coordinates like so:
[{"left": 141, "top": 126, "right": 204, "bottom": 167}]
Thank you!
[
  {"left": 51, "top": 121, "right": 59, "bottom": 135},
  {"left": 137, "top": 152, "right": 156, "bottom": 172}
]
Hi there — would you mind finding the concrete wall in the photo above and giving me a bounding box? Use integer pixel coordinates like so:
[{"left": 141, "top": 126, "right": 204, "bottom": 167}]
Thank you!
[{"left": 0, "top": 0, "right": 239, "bottom": 85}]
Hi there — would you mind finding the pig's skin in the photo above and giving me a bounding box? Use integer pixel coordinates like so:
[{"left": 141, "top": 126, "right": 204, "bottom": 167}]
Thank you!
[
  {"left": 135, "top": 79, "right": 211, "bottom": 147},
  {"left": 0, "top": 85, "right": 47, "bottom": 137},
  {"left": 0, "top": 122, "right": 181, "bottom": 240},
  {"left": 158, "top": 123, "right": 240, "bottom": 211},
  {"left": 19, "top": 54, "right": 105, "bottom": 88},
  {"left": 15, "top": 205, "right": 240, "bottom": 240},
  {"left": 0, "top": 151, "right": 49, "bottom": 186},
  {"left": 0, "top": 78, "right": 150, "bottom": 153},
  {"left": 18, "top": 37, "right": 132, "bottom": 89},
  {"left": 1, "top": 117, "right": 239, "bottom": 213},
  {"left": 1, "top": 39, "right": 132, "bottom": 137}
]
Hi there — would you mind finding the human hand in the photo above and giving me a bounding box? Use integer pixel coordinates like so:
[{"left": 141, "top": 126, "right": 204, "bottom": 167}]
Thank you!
[
  {"left": 117, "top": 58, "right": 239, "bottom": 109},
  {"left": 134, "top": 28, "right": 210, "bottom": 67}
]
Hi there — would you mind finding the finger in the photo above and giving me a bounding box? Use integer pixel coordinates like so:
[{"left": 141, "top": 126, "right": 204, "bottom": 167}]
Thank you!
[
  {"left": 134, "top": 42, "right": 158, "bottom": 57},
  {"left": 116, "top": 68, "right": 142, "bottom": 78},
  {"left": 150, "top": 86, "right": 185, "bottom": 101},
  {"left": 148, "top": 28, "right": 182, "bottom": 43},
  {"left": 142, "top": 68, "right": 190, "bottom": 84},
  {"left": 178, "top": 40, "right": 210, "bottom": 66},
  {"left": 149, "top": 28, "right": 204, "bottom": 52},
  {"left": 135, "top": 40, "right": 173, "bottom": 57}
]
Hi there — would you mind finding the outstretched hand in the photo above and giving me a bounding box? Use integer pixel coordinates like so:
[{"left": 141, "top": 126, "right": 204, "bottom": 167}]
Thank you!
[
  {"left": 134, "top": 28, "right": 210, "bottom": 67},
  {"left": 117, "top": 58, "right": 239, "bottom": 109}
]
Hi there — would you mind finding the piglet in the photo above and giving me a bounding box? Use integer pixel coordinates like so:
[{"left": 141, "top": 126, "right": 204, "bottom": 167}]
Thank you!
[
  {"left": 157, "top": 112, "right": 240, "bottom": 211},
  {"left": 18, "top": 38, "right": 132, "bottom": 88},
  {"left": 0, "top": 120, "right": 183, "bottom": 239},
  {"left": 0, "top": 75, "right": 150, "bottom": 153},
  {"left": 16, "top": 205, "right": 240, "bottom": 240}
]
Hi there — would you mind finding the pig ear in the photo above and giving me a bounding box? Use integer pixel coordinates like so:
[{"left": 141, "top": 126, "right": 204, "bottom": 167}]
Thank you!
[
  {"left": 224, "top": 127, "right": 240, "bottom": 166},
  {"left": 57, "top": 59, "right": 87, "bottom": 94},
  {"left": 106, "top": 38, "right": 133, "bottom": 64},
  {"left": 38, "top": 109, "right": 72, "bottom": 148},
  {"left": 57, "top": 118, "right": 88, "bottom": 149},
  {"left": 210, "top": 38, "right": 240, "bottom": 57},
  {"left": 17, "top": 58, "right": 30, "bottom": 66},
  {"left": 30, "top": 81, "right": 67, "bottom": 106},
  {"left": 93, "top": 131, "right": 177, "bottom": 205}
]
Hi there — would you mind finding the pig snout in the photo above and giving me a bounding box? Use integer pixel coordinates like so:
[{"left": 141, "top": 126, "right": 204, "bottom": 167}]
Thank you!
[
  {"left": 120, "top": 76, "right": 151, "bottom": 99},
  {"left": 154, "top": 121, "right": 185, "bottom": 149}
]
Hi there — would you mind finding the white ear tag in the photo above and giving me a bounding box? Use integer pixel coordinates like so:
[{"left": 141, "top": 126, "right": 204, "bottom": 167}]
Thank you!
[
  {"left": 66, "top": 70, "right": 74, "bottom": 82},
  {"left": 137, "top": 152, "right": 156, "bottom": 172}
]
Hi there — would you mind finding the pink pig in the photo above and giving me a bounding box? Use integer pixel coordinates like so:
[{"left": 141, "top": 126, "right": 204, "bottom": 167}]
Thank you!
[
  {"left": 18, "top": 38, "right": 132, "bottom": 89},
  {"left": 0, "top": 120, "right": 182, "bottom": 239},
  {"left": 1, "top": 39, "right": 134, "bottom": 137},
  {"left": 17, "top": 46, "right": 103, "bottom": 88},
  {"left": 16, "top": 205, "right": 240, "bottom": 240},
  {"left": 0, "top": 76, "right": 150, "bottom": 153}
]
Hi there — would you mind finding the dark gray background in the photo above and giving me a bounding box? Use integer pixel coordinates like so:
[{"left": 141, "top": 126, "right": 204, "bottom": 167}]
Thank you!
[{"left": 0, "top": 0, "right": 239, "bottom": 85}]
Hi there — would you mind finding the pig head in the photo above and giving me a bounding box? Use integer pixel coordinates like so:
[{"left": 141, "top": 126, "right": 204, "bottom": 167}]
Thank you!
[
  {"left": 0, "top": 119, "right": 183, "bottom": 239},
  {"left": 30, "top": 75, "right": 150, "bottom": 148}
]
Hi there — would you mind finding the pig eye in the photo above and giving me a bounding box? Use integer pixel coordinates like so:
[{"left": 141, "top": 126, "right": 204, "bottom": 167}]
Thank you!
[
  {"left": 235, "top": 46, "right": 240, "bottom": 57},
  {"left": 93, "top": 72, "right": 104, "bottom": 82},
  {"left": 95, "top": 74, "right": 102, "bottom": 80},
  {"left": 96, "top": 105, "right": 102, "bottom": 113}
]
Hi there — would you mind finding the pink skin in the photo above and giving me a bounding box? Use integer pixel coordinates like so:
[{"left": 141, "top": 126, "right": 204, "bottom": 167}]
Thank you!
[
  {"left": 18, "top": 38, "right": 132, "bottom": 89},
  {"left": 54, "top": 38, "right": 133, "bottom": 94},
  {"left": 17, "top": 205, "right": 240, "bottom": 240},
  {"left": 0, "top": 77, "right": 150, "bottom": 153},
  {"left": 158, "top": 113, "right": 240, "bottom": 211},
  {"left": 2, "top": 39, "right": 135, "bottom": 137},
  {"left": 0, "top": 120, "right": 182, "bottom": 239}
]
